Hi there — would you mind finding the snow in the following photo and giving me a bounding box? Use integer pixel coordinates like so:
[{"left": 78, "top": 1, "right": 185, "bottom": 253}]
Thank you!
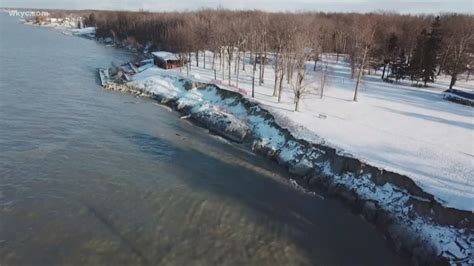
[
  {"left": 129, "top": 67, "right": 185, "bottom": 99},
  {"left": 122, "top": 61, "right": 472, "bottom": 263},
  {"left": 157, "top": 52, "right": 473, "bottom": 212},
  {"left": 248, "top": 115, "right": 286, "bottom": 149},
  {"left": 69, "top": 27, "right": 96, "bottom": 35},
  {"left": 328, "top": 167, "right": 472, "bottom": 263},
  {"left": 24, "top": 17, "right": 83, "bottom": 30},
  {"left": 151, "top": 51, "right": 180, "bottom": 61}
]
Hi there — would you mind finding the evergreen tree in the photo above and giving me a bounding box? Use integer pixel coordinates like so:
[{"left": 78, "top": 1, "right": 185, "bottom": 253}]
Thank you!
[
  {"left": 381, "top": 33, "right": 399, "bottom": 80},
  {"left": 408, "top": 29, "right": 427, "bottom": 84},
  {"left": 390, "top": 51, "right": 408, "bottom": 82},
  {"left": 421, "top": 17, "right": 443, "bottom": 86},
  {"left": 421, "top": 38, "right": 437, "bottom": 86},
  {"left": 408, "top": 17, "right": 443, "bottom": 86},
  {"left": 430, "top": 16, "right": 443, "bottom": 51}
]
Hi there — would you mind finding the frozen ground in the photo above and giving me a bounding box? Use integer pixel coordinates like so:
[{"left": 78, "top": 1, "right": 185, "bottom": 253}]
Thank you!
[{"left": 164, "top": 53, "right": 473, "bottom": 212}]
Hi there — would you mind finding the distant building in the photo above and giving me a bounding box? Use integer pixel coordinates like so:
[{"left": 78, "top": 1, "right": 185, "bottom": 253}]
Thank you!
[{"left": 152, "top": 51, "right": 183, "bottom": 69}]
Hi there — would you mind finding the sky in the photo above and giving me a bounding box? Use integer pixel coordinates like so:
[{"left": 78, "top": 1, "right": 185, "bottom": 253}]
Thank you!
[{"left": 1, "top": 0, "right": 473, "bottom": 14}]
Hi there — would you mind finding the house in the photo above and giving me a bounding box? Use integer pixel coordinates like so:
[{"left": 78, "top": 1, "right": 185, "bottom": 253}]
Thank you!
[{"left": 152, "top": 51, "right": 183, "bottom": 69}]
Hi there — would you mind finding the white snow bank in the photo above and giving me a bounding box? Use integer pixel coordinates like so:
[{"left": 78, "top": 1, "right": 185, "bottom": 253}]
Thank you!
[
  {"left": 327, "top": 165, "right": 472, "bottom": 263},
  {"left": 129, "top": 67, "right": 185, "bottom": 99},
  {"left": 166, "top": 53, "right": 473, "bottom": 212},
  {"left": 120, "top": 65, "right": 471, "bottom": 264},
  {"left": 129, "top": 67, "right": 288, "bottom": 151},
  {"left": 69, "top": 27, "right": 96, "bottom": 35}
]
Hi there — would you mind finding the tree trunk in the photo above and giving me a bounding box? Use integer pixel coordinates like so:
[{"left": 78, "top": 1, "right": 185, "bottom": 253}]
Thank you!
[
  {"left": 212, "top": 51, "right": 216, "bottom": 71},
  {"left": 294, "top": 94, "right": 300, "bottom": 111},
  {"left": 278, "top": 70, "right": 284, "bottom": 103},
  {"left": 221, "top": 50, "right": 225, "bottom": 80},
  {"left": 343, "top": 38, "right": 347, "bottom": 54},
  {"left": 236, "top": 50, "right": 240, "bottom": 75},
  {"left": 449, "top": 74, "right": 457, "bottom": 89},
  {"left": 235, "top": 48, "right": 239, "bottom": 75},
  {"left": 273, "top": 72, "right": 279, "bottom": 96},
  {"left": 252, "top": 56, "right": 257, "bottom": 98},
  {"left": 350, "top": 57, "right": 356, "bottom": 79},
  {"left": 381, "top": 64, "right": 386, "bottom": 79},
  {"left": 273, "top": 52, "right": 280, "bottom": 96},
  {"left": 320, "top": 66, "right": 327, "bottom": 99},
  {"left": 228, "top": 48, "right": 232, "bottom": 86},
  {"left": 354, "top": 46, "right": 368, "bottom": 102},
  {"left": 187, "top": 53, "right": 191, "bottom": 76},
  {"left": 219, "top": 50, "right": 222, "bottom": 70},
  {"left": 236, "top": 54, "right": 240, "bottom": 88},
  {"left": 249, "top": 49, "right": 253, "bottom": 69},
  {"left": 195, "top": 51, "right": 199, "bottom": 67},
  {"left": 262, "top": 49, "right": 267, "bottom": 83},
  {"left": 203, "top": 51, "right": 206, "bottom": 69},
  {"left": 259, "top": 52, "right": 263, "bottom": 86},
  {"left": 354, "top": 66, "right": 363, "bottom": 101},
  {"left": 437, "top": 42, "right": 452, "bottom": 76},
  {"left": 290, "top": 61, "right": 295, "bottom": 83},
  {"left": 287, "top": 60, "right": 291, "bottom": 84},
  {"left": 449, "top": 44, "right": 466, "bottom": 89}
]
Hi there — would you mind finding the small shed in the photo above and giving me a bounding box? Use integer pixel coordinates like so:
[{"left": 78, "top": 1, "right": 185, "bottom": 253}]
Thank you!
[{"left": 152, "top": 51, "right": 182, "bottom": 69}]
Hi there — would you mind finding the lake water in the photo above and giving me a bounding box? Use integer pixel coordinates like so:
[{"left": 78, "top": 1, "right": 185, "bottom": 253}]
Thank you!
[{"left": 0, "top": 14, "right": 405, "bottom": 265}]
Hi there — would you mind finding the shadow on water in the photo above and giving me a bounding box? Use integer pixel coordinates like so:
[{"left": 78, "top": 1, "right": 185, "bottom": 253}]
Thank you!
[
  {"left": 0, "top": 14, "right": 404, "bottom": 265},
  {"left": 125, "top": 132, "right": 176, "bottom": 161},
  {"left": 114, "top": 130, "right": 405, "bottom": 266},
  {"left": 81, "top": 202, "right": 150, "bottom": 265}
]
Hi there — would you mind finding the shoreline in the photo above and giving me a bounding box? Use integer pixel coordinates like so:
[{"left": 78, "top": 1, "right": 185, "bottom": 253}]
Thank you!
[
  {"left": 103, "top": 73, "right": 472, "bottom": 265},
  {"left": 24, "top": 20, "right": 473, "bottom": 265}
]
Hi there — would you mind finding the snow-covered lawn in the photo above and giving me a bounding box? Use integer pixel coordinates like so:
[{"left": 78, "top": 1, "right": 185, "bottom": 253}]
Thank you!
[{"left": 164, "top": 53, "right": 473, "bottom": 212}]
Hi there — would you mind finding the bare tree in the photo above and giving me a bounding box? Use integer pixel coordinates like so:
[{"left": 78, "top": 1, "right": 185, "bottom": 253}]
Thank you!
[
  {"left": 87, "top": 9, "right": 472, "bottom": 98},
  {"left": 351, "top": 15, "right": 378, "bottom": 102},
  {"left": 290, "top": 34, "right": 313, "bottom": 111},
  {"left": 268, "top": 14, "right": 293, "bottom": 98},
  {"left": 442, "top": 15, "right": 474, "bottom": 89},
  {"left": 320, "top": 64, "right": 328, "bottom": 98}
]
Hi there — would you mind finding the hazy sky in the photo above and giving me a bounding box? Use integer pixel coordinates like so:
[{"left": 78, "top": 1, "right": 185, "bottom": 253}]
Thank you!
[{"left": 1, "top": 0, "right": 473, "bottom": 14}]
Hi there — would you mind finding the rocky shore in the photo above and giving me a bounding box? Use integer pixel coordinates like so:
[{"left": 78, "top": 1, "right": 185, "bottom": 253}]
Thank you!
[{"left": 102, "top": 69, "right": 473, "bottom": 265}]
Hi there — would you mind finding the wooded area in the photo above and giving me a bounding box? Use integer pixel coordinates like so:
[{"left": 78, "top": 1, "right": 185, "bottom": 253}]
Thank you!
[{"left": 79, "top": 10, "right": 473, "bottom": 105}]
